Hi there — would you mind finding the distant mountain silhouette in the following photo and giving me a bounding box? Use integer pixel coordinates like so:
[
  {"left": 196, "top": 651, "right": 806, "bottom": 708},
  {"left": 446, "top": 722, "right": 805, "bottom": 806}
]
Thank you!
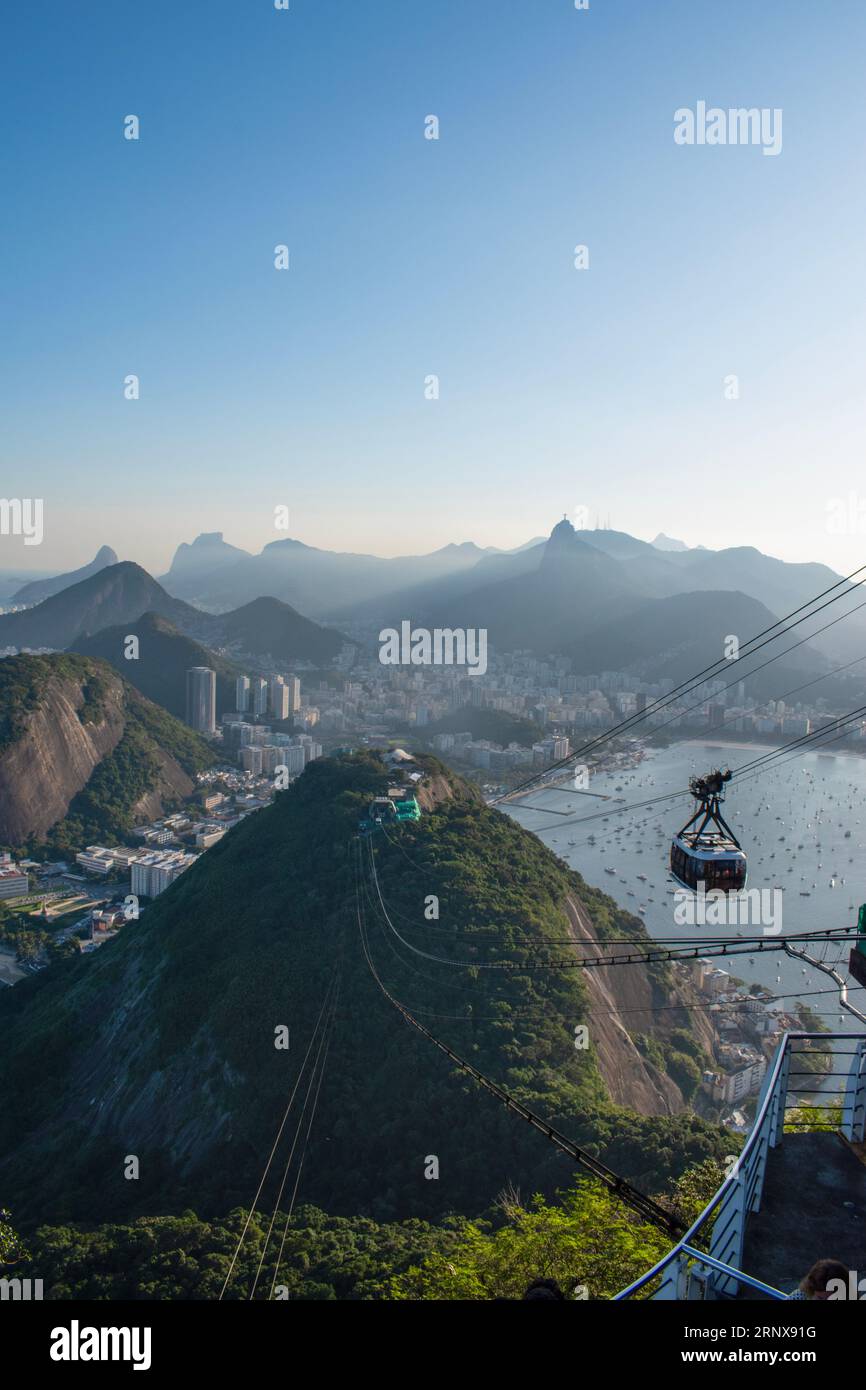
[
  {"left": 569, "top": 590, "right": 826, "bottom": 697},
  {"left": 0, "top": 562, "right": 352, "bottom": 670},
  {"left": 338, "top": 522, "right": 866, "bottom": 671},
  {"left": 373, "top": 519, "right": 638, "bottom": 652},
  {"left": 162, "top": 532, "right": 252, "bottom": 588},
  {"left": 11, "top": 529, "right": 865, "bottom": 678},
  {"left": 0, "top": 562, "right": 197, "bottom": 650},
  {"left": 11, "top": 546, "right": 118, "bottom": 606},
  {"left": 651, "top": 533, "right": 689, "bottom": 552},
  {"left": 159, "top": 533, "right": 494, "bottom": 615},
  {"left": 213, "top": 596, "right": 349, "bottom": 666}
]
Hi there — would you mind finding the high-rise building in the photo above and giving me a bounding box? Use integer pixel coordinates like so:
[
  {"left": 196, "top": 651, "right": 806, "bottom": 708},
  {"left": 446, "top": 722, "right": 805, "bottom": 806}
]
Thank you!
[
  {"left": 287, "top": 675, "right": 301, "bottom": 714},
  {"left": 270, "top": 677, "right": 290, "bottom": 721},
  {"left": 236, "top": 675, "right": 250, "bottom": 712},
  {"left": 185, "top": 667, "right": 216, "bottom": 734},
  {"left": 260, "top": 746, "right": 283, "bottom": 774},
  {"left": 709, "top": 703, "right": 725, "bottom": 729},
  {"left": 251, "top": 677, "right": 269, "bottom": 715},
  {"left": 278, "top": 745, "right": 306, "bottom": 777},
  {"left": 240, "top": 746, "right": 264, "bottom": 775}
]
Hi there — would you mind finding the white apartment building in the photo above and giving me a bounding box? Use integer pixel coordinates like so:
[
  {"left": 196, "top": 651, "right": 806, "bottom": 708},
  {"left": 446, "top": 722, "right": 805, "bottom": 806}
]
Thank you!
[
  {"left": 723, "top": 1058, "right": 767, "bottom": 1105},
  {"left": 0, "top": 863, "right": 29, "bottom": 899},
  {"left": 130, "top": 851, "right": 197, "bottom": 899}
]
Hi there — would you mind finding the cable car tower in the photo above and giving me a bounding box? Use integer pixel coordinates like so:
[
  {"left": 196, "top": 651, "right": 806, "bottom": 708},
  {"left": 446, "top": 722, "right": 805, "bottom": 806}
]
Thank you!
[{"left": 670, "top": 768, "right": 748, "bottom": 893}]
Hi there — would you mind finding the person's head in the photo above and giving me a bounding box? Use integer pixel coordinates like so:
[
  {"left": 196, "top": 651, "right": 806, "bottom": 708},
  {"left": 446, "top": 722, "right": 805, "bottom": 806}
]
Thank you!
[
  {"left": 799, "top": 1259, "right": 850, "bottom": 1300},
  {"left": 522, "top": 1278, "right": 566, "bottom": 1301}
]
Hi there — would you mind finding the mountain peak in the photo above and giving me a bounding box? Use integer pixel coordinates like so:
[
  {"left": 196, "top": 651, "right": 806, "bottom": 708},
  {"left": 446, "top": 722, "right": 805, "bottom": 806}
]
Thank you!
[
  {"left": 548, "top": 517, "right": 579, "bottom": 547},
  {"left": 10, "top": 546, "right": 120, "bottom": 606},
  {"left": 651, "top": 532, "right": 689, "bottom": 552}
]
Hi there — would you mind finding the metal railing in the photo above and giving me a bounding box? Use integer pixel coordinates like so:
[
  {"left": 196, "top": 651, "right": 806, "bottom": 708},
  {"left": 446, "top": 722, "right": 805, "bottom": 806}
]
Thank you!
[{"left": 614, "top": 1031, "right": 866, "bottom": 1300}]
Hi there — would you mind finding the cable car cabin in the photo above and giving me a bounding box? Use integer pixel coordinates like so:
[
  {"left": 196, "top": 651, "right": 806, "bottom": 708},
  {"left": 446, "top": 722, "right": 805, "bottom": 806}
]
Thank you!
[
  {"left": 670, "top": 834, "right": 747, "bottom": 892},
  {"left": 849, "top": 904, "right": 866, "bottom": 990},
  {"left": 670, "top": 769, "right": 747, "bottom": 894}
]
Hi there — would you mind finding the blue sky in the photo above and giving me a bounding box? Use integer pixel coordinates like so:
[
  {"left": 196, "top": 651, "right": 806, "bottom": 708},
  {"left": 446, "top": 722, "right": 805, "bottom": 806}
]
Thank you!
[{"left": 2, "top": 0, "right": 865, "bottom": 576}]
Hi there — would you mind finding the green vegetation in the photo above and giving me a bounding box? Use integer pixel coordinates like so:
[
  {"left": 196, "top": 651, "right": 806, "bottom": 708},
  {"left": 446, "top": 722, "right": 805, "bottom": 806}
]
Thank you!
[
  {"left": 73, "top": 613, "right": 241, "bottom": 720},
  {"left": 23, "top": 1158, "right": 732, "bottom": 1301},
  {"left": 124, "top": 687, "right": 217, "bottom": 779},
  {"left": 42, "top": 688, "right": 217, "bottom": 856},
  {"left": 0, "top": 752, "right": 730, "bottom": 1236},
  {"left": 0, "top": 1209, "right": 29, "bottom": 1268},
  {"left": 632, "top": 1027, "right": 709, "bottom": 1103},
  {"left": 45, "top": 724, "right": 162, "bottom": 854},
  {"left": 0, "top": 653, "right": 218, "bottom": 854},
  {"left": 25, "top": 1205, "right": 460, "bottom": 1300},
  {"left": 785, "top": 1102, "right": 844, "bottom": 1134},
  {"left": 0, "top": 653, "right": 111, "bottom": 754},
  {"left": 385, "top": 1183, "right": 670, "bottom": 1300},
  {"left": 0, "top": 898, "right": 84, "bottom": 964}
]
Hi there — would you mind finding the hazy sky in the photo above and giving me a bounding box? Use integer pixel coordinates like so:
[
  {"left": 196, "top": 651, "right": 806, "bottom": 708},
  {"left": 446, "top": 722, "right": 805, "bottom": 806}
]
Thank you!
[{"left": 2, "top": 0, "right": 865, "bottom": 577}]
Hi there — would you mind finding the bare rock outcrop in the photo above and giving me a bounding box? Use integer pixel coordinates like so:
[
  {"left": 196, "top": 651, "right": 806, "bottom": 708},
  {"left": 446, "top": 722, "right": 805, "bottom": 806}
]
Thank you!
[
  {"left": 0, "top": 671, "right": 126, "bottom": 843},
  {"left": 565, "top": 893, "right": 714, "bottom": 1117}
]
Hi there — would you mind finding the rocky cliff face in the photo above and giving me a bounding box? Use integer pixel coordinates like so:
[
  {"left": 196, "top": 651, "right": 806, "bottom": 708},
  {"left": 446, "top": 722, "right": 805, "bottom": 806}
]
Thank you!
[
  {"left": 0, "top": 654, "right": 210, "bottom": 847},
  {"left": 0, "top": 668, "right": 126, "bottom": 844},
  {"left": 130, "top": 746, "right": 196, "bottom": 824},
  {"left": 565, "top": 893, "right": 716, "bottom": 1116}
]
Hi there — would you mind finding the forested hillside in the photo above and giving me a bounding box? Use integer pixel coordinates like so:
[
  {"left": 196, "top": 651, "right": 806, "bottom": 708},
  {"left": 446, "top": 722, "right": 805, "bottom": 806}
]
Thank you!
[{"left": 0, "top": 753, "right": 728, "bottom": 1236}]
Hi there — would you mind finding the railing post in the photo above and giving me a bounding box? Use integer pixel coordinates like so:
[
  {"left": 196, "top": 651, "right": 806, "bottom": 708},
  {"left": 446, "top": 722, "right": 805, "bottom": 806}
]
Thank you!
[
  {"left": 708, "top": 1176, "right": 746, "bottom": 1298},
  {"left": 768, "top": 1039, "right": 792, "bottom": 1149},
  {"left": 749, "top": 1116, "right": 769, "bottom": 1216},
  {"left": 652, "top": 1258, "right": 682, "bottom": 1300}
]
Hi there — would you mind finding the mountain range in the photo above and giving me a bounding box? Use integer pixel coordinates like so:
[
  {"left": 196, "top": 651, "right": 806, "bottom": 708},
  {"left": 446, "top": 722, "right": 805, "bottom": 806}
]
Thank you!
[
  {"left": 0, "top": 562, "right": 351, "bottom": 670},
  {"left": 157, "top": 531, "right": 501, "bottom": 616},
  {"left": 4, "top": 523, "right": 863, "bottom": 700},
  {"left": 152, "top": 523, "right": 866, "bottom": 672}
]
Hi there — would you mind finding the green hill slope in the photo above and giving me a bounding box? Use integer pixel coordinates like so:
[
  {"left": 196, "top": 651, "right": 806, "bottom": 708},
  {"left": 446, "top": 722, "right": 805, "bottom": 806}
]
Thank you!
[
  {"left": 0, "top": 753, "right": 728, "bottom": 1229},
  {"left": 72, "top": 612, "right": 241, "bottom": 720}
]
